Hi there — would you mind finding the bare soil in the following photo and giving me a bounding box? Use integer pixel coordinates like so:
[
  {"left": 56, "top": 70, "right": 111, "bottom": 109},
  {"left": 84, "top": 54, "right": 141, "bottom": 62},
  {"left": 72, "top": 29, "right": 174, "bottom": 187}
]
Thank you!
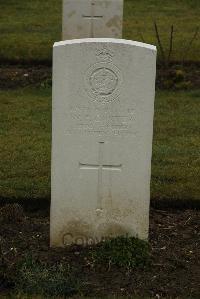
[
  {"left": 0, "top": 64, "right": 199, "bottom": 90},
  {"left": 0, "top": 65, "right": 51, "bottom": 89},
  {"left": 0, "top": 206, "right": 200, "bottom": 298}
]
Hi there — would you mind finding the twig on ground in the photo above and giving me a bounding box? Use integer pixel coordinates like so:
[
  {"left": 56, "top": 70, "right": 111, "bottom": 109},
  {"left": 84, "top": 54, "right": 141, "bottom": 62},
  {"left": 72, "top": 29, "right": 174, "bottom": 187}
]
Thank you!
[
  {"left": 167, "top": 25, "right": 174, "bottom": 65},
  {"left": 154, "top": 21, "right": 166, "bottom": 66}
]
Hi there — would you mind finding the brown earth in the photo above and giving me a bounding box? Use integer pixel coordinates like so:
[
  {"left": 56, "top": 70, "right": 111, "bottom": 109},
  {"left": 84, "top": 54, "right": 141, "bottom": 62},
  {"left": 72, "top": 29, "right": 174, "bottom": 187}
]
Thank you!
[
  {"left": 0, "top": 65, "right": 51, "bottom": 89},
  {"left": 0, "top": 64, "right": 199, "bottom": 90},
  {"left": 0, "top": 206, "right": 200, "bottom": 298}
]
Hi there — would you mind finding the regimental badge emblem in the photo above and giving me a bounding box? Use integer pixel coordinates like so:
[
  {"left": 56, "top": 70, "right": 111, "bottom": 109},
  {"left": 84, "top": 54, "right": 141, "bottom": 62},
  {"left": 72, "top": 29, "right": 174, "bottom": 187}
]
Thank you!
[
  {"left": 84, "top": 46, "right": 122, "bottom": 104},
  {"left": 95, "top": 46, "right": 114, "bottom": 63}
]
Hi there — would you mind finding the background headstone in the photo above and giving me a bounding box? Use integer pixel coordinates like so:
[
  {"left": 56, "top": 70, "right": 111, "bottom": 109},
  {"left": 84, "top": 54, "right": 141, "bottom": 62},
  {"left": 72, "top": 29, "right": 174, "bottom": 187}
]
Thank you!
[
  {"left": 51, "top": 38, "right": 157, "bottom": 247},
  {"left": 62, "top": 0, "right": 124, "bottom": 39}
]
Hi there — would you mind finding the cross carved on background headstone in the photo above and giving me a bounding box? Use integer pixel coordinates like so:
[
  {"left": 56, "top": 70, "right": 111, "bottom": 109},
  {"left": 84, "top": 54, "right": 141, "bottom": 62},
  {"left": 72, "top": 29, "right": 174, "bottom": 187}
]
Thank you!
[
  {"left": 62, "top": 0, "right": 124, "bottom": 40},
  {"left": 82, "top": 1, "right": 103, "bottom": 37}
]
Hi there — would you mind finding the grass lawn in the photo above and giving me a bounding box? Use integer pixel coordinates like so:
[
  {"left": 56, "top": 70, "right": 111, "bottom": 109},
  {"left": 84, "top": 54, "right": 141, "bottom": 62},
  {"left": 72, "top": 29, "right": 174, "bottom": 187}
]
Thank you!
[
  {"left": 0, "top": 88, "right": 51, "bottom": 200},
  {"left": 0, "top": 87, "right": 199, "bottom": 204},
  {"left": 0, "top": 0, "right": 199, "bottom": 63}
]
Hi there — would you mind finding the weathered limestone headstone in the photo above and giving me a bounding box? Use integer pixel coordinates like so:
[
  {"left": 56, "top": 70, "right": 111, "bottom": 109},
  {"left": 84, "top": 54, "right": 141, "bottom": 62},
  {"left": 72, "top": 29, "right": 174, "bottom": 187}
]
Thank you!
[
  {"left": 51, "top": 38, "right": 156, "bottom": 247},
  {"left": 62, "top": 0, "right": 123, "bottom": 39}
]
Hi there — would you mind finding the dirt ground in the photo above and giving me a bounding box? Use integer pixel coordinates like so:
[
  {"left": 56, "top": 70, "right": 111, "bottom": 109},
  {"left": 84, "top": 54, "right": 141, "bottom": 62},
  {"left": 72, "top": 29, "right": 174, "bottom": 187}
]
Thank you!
[
  {"left": 0, "top": 65, "right": 51, "bottom": 89},
  {"left": 0, "top": 63, "right": 199, "bottom": 90},
  {"left": 0, "top": 206, "right": 199, "bottom": 298}
]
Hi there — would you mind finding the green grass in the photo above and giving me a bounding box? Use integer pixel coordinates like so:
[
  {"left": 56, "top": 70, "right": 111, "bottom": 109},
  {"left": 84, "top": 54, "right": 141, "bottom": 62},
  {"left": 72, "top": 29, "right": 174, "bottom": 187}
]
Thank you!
[
  {"left": 0, "top": 0, "right": 199, "bottom": 63},
  {"left": 14, "top": 257, "right": 79, "bottom": 297},
  {"left": 124, "top": 0, "right": 200, "bottom": 62},
  {"left": 90, "top": 236, "right": 150, "bottom": 270},
  {"left": 0, "top": 87, "right": 199, "bottom": 204},
  {"left": 0, "top": 0, "right": 61, "bottom": 63},
  {"left": 0, "top": 88, "right": 51, "bottom": 200},
  {"left": 152, "top": 89, "right": 200, "bottom": 203}
]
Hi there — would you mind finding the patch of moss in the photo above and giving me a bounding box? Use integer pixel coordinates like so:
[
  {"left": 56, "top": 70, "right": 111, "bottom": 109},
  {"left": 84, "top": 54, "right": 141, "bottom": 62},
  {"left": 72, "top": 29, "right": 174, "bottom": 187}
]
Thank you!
[
  {"left": 91, "top": 236, "right": 150, "bottom": 270},
  {"left": 15, "top": 256, "right": 79, "bottom": 297}
]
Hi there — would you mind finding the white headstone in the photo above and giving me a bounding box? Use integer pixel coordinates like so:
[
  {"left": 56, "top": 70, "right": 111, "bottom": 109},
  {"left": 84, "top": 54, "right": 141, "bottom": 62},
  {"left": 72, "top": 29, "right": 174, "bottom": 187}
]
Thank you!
[
  {"left": 62, "top": 0, "right": 123, "bottom": 39},
  {"left": 51, "top": 38, "right": 157, "bottom": 247}
]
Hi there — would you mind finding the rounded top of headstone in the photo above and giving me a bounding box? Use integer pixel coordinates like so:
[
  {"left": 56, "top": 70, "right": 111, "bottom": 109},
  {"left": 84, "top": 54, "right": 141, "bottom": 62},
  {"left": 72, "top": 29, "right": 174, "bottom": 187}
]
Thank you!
[{"left": 54, "top": 38, "right": 157, "bottom": 52}]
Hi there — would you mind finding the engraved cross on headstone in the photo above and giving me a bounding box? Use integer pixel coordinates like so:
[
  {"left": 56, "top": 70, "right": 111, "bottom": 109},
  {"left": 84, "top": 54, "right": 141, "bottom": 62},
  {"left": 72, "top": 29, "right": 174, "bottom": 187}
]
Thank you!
[
  {"left": 82, "top": 1, "right": 103, "bottom": 37},
  {"left": 79, "top": 142, "right": 122, "bottom": 210}
]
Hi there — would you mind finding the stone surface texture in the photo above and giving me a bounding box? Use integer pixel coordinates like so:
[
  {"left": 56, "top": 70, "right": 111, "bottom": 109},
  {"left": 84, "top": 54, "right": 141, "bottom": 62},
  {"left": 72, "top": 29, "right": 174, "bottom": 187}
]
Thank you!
[
  {"left": 51, "top": 38, "right": 157, "bottom": 247},
  {"left": 62, "top": 0, "right": 123, "bottom": 39}
]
